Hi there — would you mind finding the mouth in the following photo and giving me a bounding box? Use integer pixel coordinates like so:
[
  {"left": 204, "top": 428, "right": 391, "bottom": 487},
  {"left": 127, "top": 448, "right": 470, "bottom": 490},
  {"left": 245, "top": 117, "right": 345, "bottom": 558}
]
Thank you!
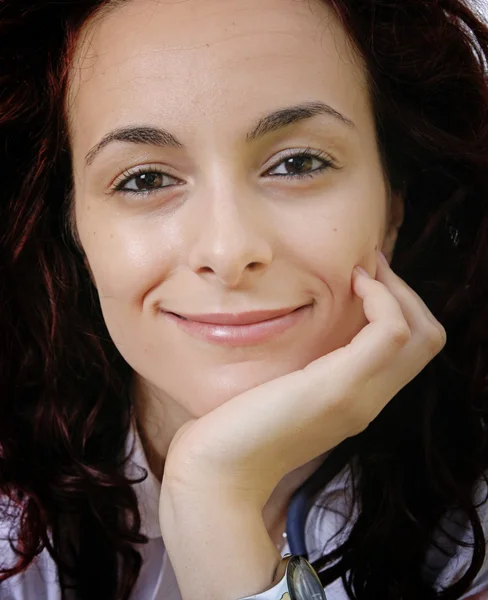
[
  {"left": 164, "top": 306, "right": 307, "bottom": 326},
  {"left": 161, "top": 304, "right": 313, "bottom": 346}
]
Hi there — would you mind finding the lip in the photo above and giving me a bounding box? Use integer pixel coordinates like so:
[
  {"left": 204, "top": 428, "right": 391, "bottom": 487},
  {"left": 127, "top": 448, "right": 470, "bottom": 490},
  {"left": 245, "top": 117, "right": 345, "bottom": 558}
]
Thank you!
[
  {"left": 162, "top": 304, "right": 312, "bottom": 345},
  {"left": 166, "top": 307, "right": 305, "bottom": 325}
]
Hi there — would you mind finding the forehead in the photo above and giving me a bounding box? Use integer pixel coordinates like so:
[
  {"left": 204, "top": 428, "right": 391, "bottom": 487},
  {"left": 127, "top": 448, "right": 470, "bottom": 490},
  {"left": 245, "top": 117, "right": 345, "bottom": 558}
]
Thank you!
[{"left": 67, "top": 0, "right": 370, "bottom": 148}]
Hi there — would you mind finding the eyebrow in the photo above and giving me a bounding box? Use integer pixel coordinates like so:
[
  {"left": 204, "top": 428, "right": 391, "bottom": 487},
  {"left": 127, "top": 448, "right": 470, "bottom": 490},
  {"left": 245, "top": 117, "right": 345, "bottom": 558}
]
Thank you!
[
  {"left": 84, "top": 101, "right": 355, "bottom": 167},
  {"left": 85, "top": 127, "right": 183, "bottom": 167},
  {"left": 247, "top": 101, "right": 355, "bottom": 141}
]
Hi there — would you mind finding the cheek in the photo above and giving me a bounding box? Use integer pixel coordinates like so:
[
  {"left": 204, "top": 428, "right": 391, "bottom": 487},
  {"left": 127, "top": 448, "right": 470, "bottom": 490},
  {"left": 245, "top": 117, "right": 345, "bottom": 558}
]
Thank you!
[
  {"left": 76, "top": 213, "right": 178, "bottom": 371},
  {"left": 300, "top": 201, "right": 383, "bottom": 279},
  {"left": 296, "top": 200, "right": 383, "bottom": 347},
  {"left": 78, "top": 212, "right": 173, "bottom": 303}
]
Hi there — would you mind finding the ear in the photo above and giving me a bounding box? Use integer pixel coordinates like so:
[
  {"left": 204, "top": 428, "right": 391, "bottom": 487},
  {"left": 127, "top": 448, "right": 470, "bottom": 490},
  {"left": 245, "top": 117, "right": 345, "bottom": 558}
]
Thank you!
[{"left": 381, "top": 192, "right": 404, "bottom": 262}]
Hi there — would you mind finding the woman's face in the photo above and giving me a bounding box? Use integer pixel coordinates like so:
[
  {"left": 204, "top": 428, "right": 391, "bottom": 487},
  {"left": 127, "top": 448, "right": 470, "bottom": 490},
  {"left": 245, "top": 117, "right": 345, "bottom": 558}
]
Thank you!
[{"left": 68, "top": 0, "right": 401, "bottom": 417}]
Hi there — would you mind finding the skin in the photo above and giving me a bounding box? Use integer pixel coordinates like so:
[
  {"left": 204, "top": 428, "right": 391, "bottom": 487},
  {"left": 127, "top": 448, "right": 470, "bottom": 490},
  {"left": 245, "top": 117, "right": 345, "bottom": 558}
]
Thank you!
[{"left": 67, "top": 0, "right": 403, "bottom": 547}]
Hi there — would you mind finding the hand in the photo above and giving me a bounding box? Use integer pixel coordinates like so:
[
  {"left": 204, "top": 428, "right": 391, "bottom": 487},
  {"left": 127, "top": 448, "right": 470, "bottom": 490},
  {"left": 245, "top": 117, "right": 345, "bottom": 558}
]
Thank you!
[{"left": 162, "top": 252, "right": 446, "bottom": 507}]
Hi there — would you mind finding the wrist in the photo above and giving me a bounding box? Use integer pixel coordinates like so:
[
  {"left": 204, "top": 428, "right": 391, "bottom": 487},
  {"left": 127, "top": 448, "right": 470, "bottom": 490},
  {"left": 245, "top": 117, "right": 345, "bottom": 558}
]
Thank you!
[
  {"left": 162, "top": 459, "right": 269, "bottom": 510},
  {"left": 159, "top": 479, "right": 281, "bottom": 600}
]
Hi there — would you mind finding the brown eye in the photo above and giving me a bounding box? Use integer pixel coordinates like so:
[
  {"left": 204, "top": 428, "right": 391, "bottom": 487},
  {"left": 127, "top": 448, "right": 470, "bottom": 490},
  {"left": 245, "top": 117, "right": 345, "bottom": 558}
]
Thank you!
[
  {"left": 116, "top": 170, "right": 179, "bottom": 193},
  {"left": 134, "top": 172, "right": 164, "bottom": 190},
  {"left": 267, "top": 153, "right": 332, "bottom": 178},
  {"left": 283, "top": 156, "right": 315, "bottom": 174}
]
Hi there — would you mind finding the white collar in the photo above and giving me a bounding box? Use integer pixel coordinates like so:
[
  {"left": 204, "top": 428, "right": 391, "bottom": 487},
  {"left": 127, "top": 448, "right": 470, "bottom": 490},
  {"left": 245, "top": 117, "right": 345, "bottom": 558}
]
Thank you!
[
  {"left": 124, "top": 418, "right": 164, "bottom": 540},
  {"left": 123, "top": 416, "right": 348, "bottom": 551}
]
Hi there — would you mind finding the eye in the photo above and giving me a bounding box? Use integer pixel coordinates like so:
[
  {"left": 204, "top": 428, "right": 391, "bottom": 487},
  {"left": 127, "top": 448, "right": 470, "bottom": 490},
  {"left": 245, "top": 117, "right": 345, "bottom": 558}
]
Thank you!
[
  {"left": 113, "top": 168, "right": 180, "bottom": 194},
  {"left": 266, "top": 150, "right": 334, "bottom": 179}
]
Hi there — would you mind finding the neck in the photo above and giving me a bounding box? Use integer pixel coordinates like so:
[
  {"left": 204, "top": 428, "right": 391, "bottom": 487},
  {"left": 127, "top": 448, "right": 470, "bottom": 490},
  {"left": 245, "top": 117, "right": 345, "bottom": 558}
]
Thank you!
[{"left": 132, "top": 376, "right": 326, "bottom": 540}]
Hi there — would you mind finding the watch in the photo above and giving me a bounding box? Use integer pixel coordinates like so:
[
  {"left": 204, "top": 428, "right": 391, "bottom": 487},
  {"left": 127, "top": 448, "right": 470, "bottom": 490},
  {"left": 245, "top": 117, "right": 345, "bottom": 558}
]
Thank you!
[{"left": 237, "top": 554, "right": 327, "bottom": 600}]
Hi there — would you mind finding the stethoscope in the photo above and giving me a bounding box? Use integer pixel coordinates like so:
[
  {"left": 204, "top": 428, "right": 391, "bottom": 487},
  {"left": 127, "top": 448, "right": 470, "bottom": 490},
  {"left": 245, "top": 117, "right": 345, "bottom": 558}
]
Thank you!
[
  {"left": 285, "top": 454, "right": 458, "bottom": 593},
  {"left": 286, "top": 477, "right": 330, "bottom": 599},
  {"left": 285, "top": 446, "right": 347, "bottom": 557},
  {"left": 286, "top": 483, "right": 310, "bottom": 556}
]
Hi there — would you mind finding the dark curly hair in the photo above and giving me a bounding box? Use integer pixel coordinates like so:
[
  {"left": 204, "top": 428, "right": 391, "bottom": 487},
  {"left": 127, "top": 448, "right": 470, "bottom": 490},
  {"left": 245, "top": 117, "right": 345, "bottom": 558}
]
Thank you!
[{"left": 0, "top": 1, "right": 487, "bottom": 599}]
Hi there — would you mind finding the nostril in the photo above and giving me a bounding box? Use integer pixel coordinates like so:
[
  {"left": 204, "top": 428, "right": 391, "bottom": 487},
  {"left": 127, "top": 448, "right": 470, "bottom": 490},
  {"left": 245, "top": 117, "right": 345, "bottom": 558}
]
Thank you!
[{"left": 198, "top": 266, "right": 215, "bottom": 275}]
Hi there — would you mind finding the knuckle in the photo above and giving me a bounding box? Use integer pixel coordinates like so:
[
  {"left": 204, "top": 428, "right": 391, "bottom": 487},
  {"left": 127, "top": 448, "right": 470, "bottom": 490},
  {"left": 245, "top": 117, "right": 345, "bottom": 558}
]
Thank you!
[
  {"left": 388, "top": 321, "right": 412, "bottom": 348},
  {"left": 425, "top": 324, "right": 447, "bottom": 355},
  {"left": 347, "top": 414, "right": 370, "bottom": 437},
  {"left": 330, "top": 388, "right": 370, "bottom": 437},
  {"left": 346, "top": 405, "right": 373, "bottom": 436},
  {"left": 439, "top": 325, "right": 447, "bottom": 348}
]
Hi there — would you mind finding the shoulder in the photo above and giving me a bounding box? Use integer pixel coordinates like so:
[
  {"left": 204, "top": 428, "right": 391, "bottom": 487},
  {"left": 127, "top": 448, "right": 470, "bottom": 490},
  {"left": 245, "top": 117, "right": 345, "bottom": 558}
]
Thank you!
[
  {"left": 304, "top": 463, "right": 356, "bottom": 561},
  {"left": 304, "top": 468, "right": 488, "bottom": 597},
  {"left": 0, "top": 493, "right": 23, "bottom": 567},
  {"left": 0, "top": 494, "right": 59, "bottom": 600},
  {"left": 429, "top": 477, "right": 488, "bottom": 598}
]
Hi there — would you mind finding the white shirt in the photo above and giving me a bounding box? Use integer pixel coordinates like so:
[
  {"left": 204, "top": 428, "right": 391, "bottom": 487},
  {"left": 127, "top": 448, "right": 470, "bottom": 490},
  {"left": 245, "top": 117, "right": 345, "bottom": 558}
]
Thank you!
[{"left": 2, "top": 420, "right": 488, "bottom": 599}]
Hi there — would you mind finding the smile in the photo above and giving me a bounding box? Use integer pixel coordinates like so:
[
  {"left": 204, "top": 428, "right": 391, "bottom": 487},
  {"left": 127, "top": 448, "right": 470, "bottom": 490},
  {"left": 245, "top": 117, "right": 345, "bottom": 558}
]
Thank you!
[{"left": 162, "top": 305, "right": 312, "bottom": 345}]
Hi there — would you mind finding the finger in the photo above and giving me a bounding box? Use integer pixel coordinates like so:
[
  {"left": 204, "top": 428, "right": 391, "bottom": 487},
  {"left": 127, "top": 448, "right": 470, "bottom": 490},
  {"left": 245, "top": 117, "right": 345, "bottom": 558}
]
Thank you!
[
  {"left": 323, "top": 267, "right": 412, "bottom": 379},
  {"left": 375, "top": 254, "right": 447, "bottom": 346},
  {"left": 376, "top": 254, "right": 437, "bottom": 324},
  {"left": 337, "top": 262, "right": 445, "bottom": 384}
]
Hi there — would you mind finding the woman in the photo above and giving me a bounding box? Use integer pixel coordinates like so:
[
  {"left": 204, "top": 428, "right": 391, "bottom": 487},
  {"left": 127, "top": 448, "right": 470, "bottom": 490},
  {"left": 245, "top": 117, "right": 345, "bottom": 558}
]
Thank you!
[{"left": 0, "top": 0, "right": 487, "bottom": 598}]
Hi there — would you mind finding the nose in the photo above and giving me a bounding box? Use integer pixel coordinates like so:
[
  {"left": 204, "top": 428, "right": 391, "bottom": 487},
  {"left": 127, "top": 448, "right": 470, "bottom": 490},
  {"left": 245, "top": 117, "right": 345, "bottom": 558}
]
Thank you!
[{"left": 187, "top": 187, "right": 273, "bottom": 288}]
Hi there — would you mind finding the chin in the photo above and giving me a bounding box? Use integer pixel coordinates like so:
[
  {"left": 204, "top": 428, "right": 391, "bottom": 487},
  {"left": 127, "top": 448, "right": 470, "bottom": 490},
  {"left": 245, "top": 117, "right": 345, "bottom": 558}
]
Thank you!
[{"left": 164, "top": 355, "right": 315, "bottom": 418}]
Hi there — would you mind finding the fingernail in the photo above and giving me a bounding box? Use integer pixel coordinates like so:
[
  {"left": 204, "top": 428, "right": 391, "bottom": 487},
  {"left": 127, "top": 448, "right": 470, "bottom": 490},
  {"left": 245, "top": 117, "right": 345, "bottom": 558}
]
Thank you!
[
  {"left": 379, "top": 251, "right": 389, "bottom": 265},
  {"left": 354, "top": 266, "right": 370, "bottom": 277}
]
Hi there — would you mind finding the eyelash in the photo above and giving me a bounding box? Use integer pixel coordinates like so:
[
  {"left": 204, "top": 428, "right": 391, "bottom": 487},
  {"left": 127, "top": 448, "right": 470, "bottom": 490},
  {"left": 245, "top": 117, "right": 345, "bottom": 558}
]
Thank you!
[
  {"left": 112, "top": 165, "right": 180, "bottom": 196},
  {"left": 111, "top": 149, "right": 336, "bottom": 196},
  {"left": 265, "top": 148, "right": 335, "bottom": 179}
]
